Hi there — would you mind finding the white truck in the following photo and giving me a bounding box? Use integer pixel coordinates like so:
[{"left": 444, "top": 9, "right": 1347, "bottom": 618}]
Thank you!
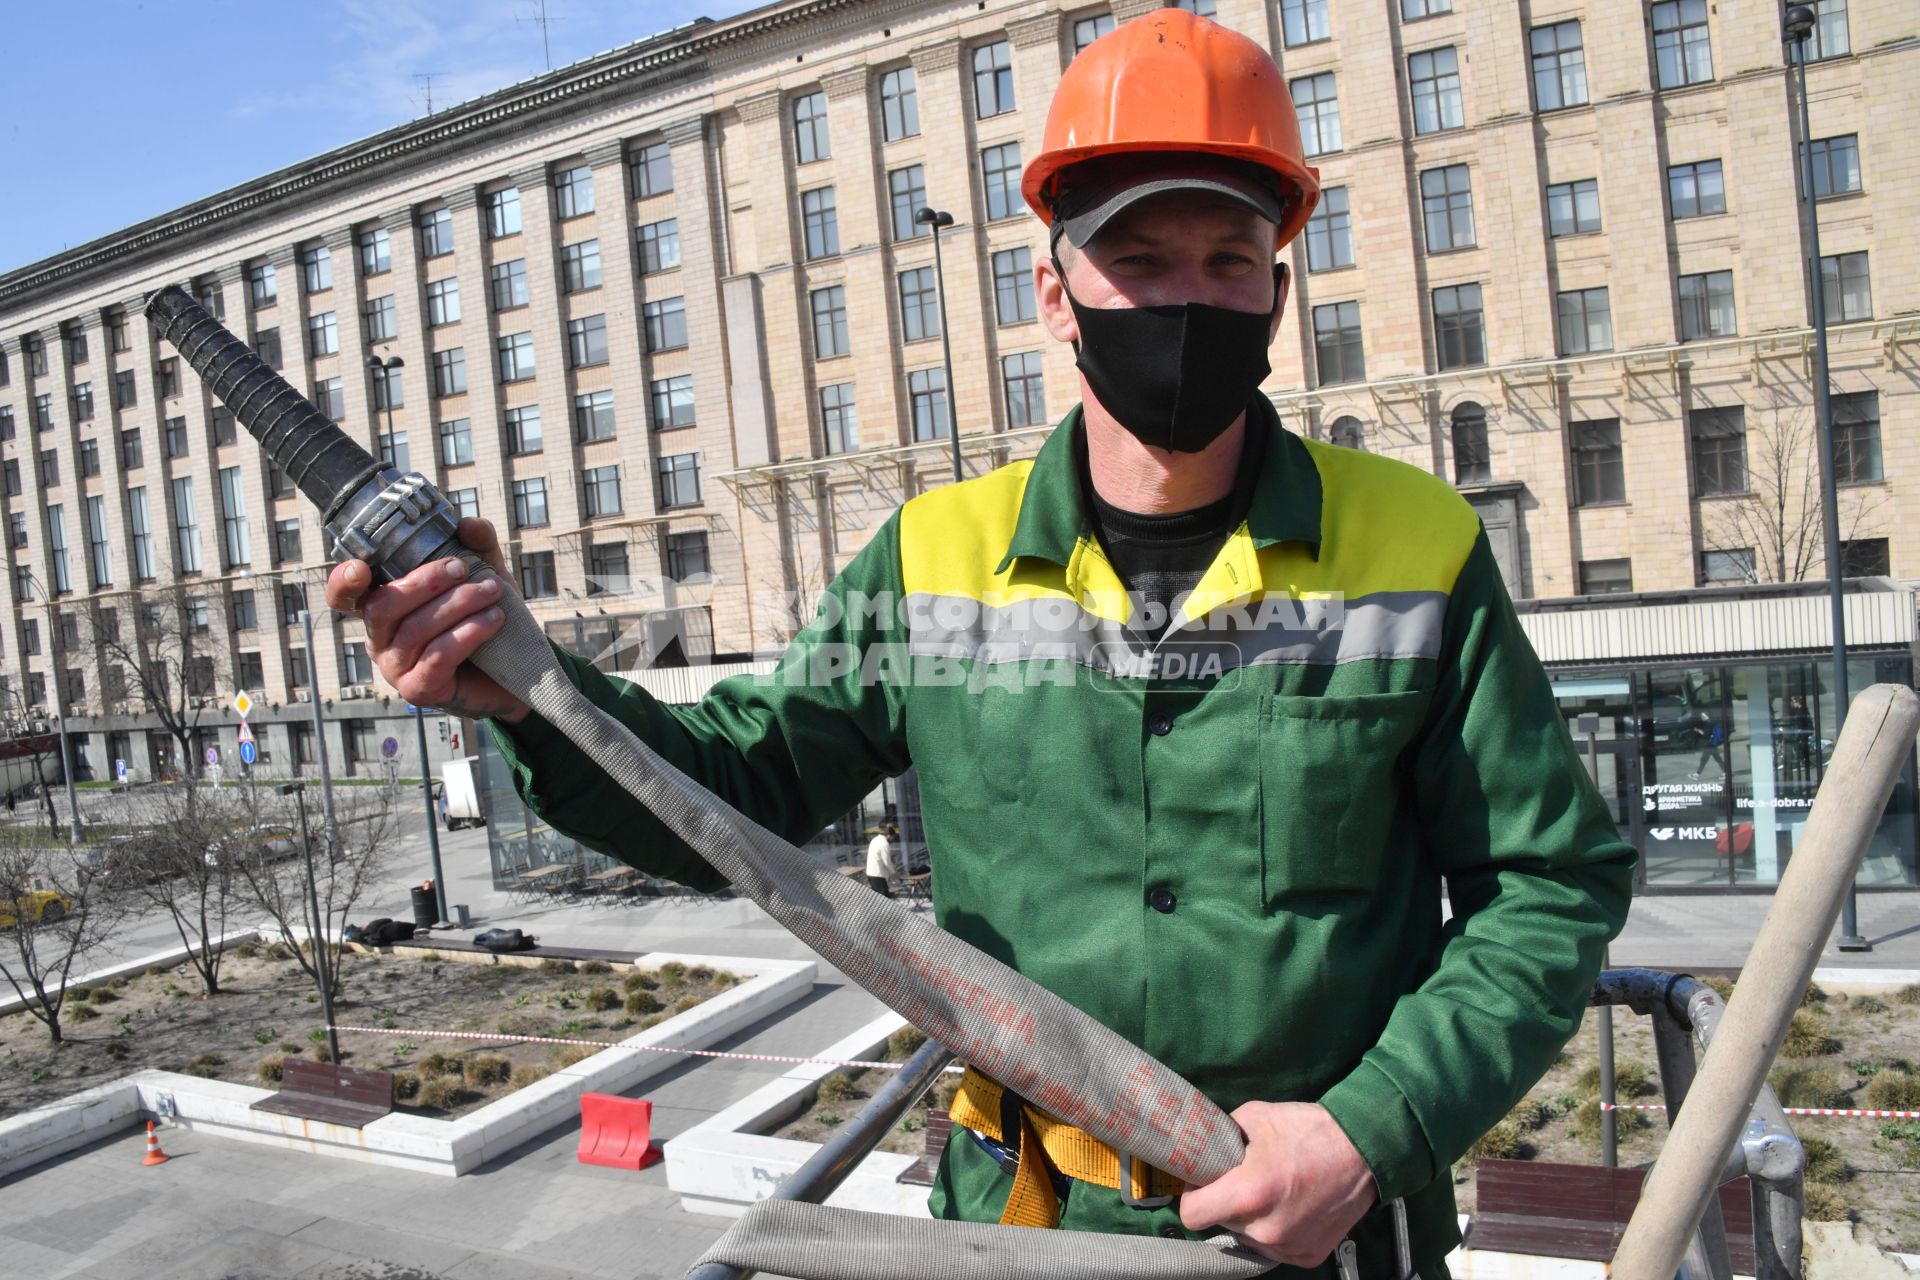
[{"left": 438, "top": 756, "right": 486, "bottom": 830}]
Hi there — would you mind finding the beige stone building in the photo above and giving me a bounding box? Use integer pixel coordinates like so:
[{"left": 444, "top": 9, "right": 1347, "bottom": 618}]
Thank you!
[{"left": 0, "top": 0, "right": 1913, "bottom": 794}]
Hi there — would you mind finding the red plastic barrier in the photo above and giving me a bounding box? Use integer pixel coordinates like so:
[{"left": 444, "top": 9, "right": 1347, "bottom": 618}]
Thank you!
[{"left": 578, "top": 1092, "right": 663, "bottom": 1170}]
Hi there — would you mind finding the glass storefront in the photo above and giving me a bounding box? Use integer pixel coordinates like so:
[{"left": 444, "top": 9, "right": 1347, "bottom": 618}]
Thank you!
[{"left": 1554, "top": 653, "right": 1918, "bottom": 890}]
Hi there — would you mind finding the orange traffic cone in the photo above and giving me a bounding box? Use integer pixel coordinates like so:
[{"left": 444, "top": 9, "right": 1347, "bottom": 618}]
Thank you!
[{"left": 141, "top": 1120, "right": 170, "bottom": 1166}]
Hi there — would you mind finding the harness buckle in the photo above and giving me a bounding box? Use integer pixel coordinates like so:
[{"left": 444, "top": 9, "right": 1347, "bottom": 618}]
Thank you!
[{"left": 1116, "top": 1151, "right": 1177, "bottom": 1210}]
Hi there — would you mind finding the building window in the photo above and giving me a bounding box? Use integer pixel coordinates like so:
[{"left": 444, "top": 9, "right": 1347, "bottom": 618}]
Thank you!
[
  {"left": 342, "top": 641, "right": 372, "bottom": 686},
  {"left": 365, "top": 295, "right": 398, "bottom": 342},
  {"left": 880, "top": 67, "right": 920, "bottom": 141},
  {"left": 487, "top": 187, "right": 522, "bottom": 238},
  {"left": 637, "top": 219, "right": 680, "bottom": 273},
  {"left": 1072, "top": 12, "right": 1114, "bottom": 53},
  {"left": 811, "top": 286, "right": 849, "bottom": 359},
  {"left": 439, "top": 418, "right": 473, "bottom": 466},
  {"left": 274, "top": 517, "right": 302, "bottom": 564},
  {"left": 1578, "top": 558, "right": 1633, "bottom": 595},
  {"left": 301, "top": 245, "right": 332, "bottom": 293},
  {"left": 6, "top": 510, "right": 22, "bottom": 548},
  {"left": 449, "top": 487, "right": 480, "bottom": 521},
  {"left": 506, "top": 405, "right": 543, "bottom": 454},
  {"left": 651, "top": 375, "right": 695, "bottom": 430},
  {"left": 1451, "top": 403, "right": 1490, "bottom": 485},
  {"left": 120, "top": 428, "right": 143, "bottom": 470},
  {"left": 1311, "top": 301, "right": 1366, "bottom": 385},
  {"left": 314, "top": 378, "right": 344, "bottom": 421},
  {"left": 658, "top": 453, "right": 702, "bottom": 508},
  {"left": 371, "top": 369, "right": 403, "bottom": 412},
  {"left": 113, "top": 368, "right": 137, "bottom": 410},
  {"left": 643, "top": 296, "right": 688, "bottom": 352},
  {"left": 1281, "top": 0, "right": 1330, "bottom": 46},
  {"left": 575, "top": 390, "right": 616, "bottom": 442},
  {"left": 128, "top": 487, "right": 154, "bottom": 580},
  {"left": 908, "top": 368, "right": 948, "bottom": 441},
  {"left": 562, "top": 239, "right": 602, "bottom": 293},
  {"left": 377, "top": 430, "right": 409, "bottom": 473},
  {"left": 248, "top": 261, "right": 278, "bottom": 306},
  {"left": 255, "top": 326, "right": 282, "bottom": 369},
  {"left": 427, "top": 277, "right": 460, "bottom": 326},
  {"left": 665, "top": 531, "right": 710, "bottom": 582},
  {"left": 973, "top": 41, "right": 1014, "bottom": 118},
  {"left": 419, "top": 207, "right": 454, "bottom": 258},
  {"left": 1305, "top": 186, "right": 1353, "bottom": 271},
  {"left": 553, "top": 164, "right": 595, "bottom": 218},
  {"left": 86, "top": 496, "right": 111, "bottom": 588},
  {"left": 1556, "top": 287, "right": 1613, "bottom": 355},
  {"left": 1689, "top": 406, "right": 1747, "bottom": 497},
  {"left": 231, "top": 588, "right": 258, "bottom": 631},
  {"left": 792, "top": 91, "right": 831, "bottom": 165},
  {"left": 1677, "top": 270, "right": 1736, "bottom": 340},
  {"left": 581, "top": 465, "right": 621, "bottom": 518},
  {"left": 218, "top": 466, "right": 249, "bottom": 567},
  {"left": 308, "top": 311, "right": 339, "bottom": 356},
  {"left": 490, "top": 259, "right": 529, "bottom": 310},
  {"left": 1805, "top": 135, "right": 1861, "bottom": 200},
  {"left": 1571, "top": 419, "right": 1625, "bottom": 506},
  {"left": 1839, "top": 537, "right": 1888, "bottom": 577},
  {"left": 358, "top": 226, "right": 391, "bottom": 276},
  {"left": 270, "top": 465, "right": 294, "bottom": 499},
  {"left": 889, "top": 166, "right": 928, "bottom": 240},
  {"left": 587, "top": 542, "right": 630, "bottom": 596},
  {"left": 79, "top": 438, "right": 99, "bottom": 478},
  {"left": 1291, "top": 74, "right": 1342, "bottom": 156},
  {"left": 1796, "top": 0, "right": 1850, "bottom": 62},
  {"left": 1420, "top": 164, "right": 1475, "bottom": 252},
  {"left": 107, "top": 310, "right": 129, "bottom": 352},
  {"left": 1328, "top": 416, "right": 1364, "bottom": 451},
  {"left": 1001, "top": 351, "right": 1046, "bottom": 427},
  {"left": 567, "top": 314, "right": 609, "bottom": 368},
  {"left": 1432, "top": 283, "right": 1485, "bottom": 370},
  {"left": 511, "top": 477, "right": 549, "bottom": 528},
  {"left": 281, "top": 581, "right": 309, "bottom": 623},
  {"left": 212, "top": 407, "right": 237, "bottom": 446},
  {"left": 1530, "top": 21, "right": 1587, "bottom": 110},
  {"left": 1700, "top": 548, "right": 1755, "bottom": 585},
  {"left": 981, "top": 143, "right": 1022, "bottom": 221},
  {"left": 899, "top": 268, "right": 941, "bottom": 342},
  {"left": 25, "top": 334, "right": 47, "bottom": 377},
  {"left": 801, "top": 187, "right": 840, "bottom": 259},
  {"left": 497, "top": 331, "right": 536, "bottom": 382},
  {"left": 0, "top": 406, "right": 9, "bottom": 440},
  {"left": 3, "top": 459, "right": 19, "bottom": 496},
  {"left": 631, "top": 141, "right": 673, "bottom": 197},
  {"left": 192, "top": 283, "right": 223, "bottom": 324},
  {"left": 1668, "top": 160, "right": 1725, "bottom": 219},
  {"left": 992, "top": 248, "right": 1036, "bottom": 325},
  {"left": 1409, "top": 47, "right": 1463, "bottom": 135},
  {"left": 1652, "top": 0, "right": 1713, "bottom": 89},
  {"left": 1547, "top": 179, "right": 1601, "bottom": 237},
  {"left": 158, "top": 357, "right": 179, "bottom": 397},
  {"left": 1831, "top": 391, "right": 1881, "bottom": 484},
  {"left": 32, "top": 393, "right": 52, "bottom": 432},
  {"left": 432, "top": 347, "right": 467, "bottom": 398},
  {"left": 516, "top": 554, "right": 558, "bottom": 604},
  {"left": 71, "top": 382, "right": 94, "bottom": 422},
  {"left": 1820, "top": 251, "right": 1871, "bottom": 322},
  {"left": 171, "top": 477, "right": 201, "bottom": 573},
  {"left": 821, "top": 382, "right": 858, "bottom": 454},
  {"left": 1169, "top": 0, "right": 1216, "bottom": 14}
]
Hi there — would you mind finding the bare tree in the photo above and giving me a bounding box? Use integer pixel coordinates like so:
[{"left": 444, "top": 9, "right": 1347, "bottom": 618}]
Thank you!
[
  {"left": 1701, "top": 402, "right": 1887, "bottom": 584},
  {"left": 86, "top": 588, "right": 231, "bottom": 791},
  {"left": 0, "top": 682, "right": 65, "bottom": 838},
  {"left": 0, "top": 833, "right": 132, "bottom": 1043},
  {"left": 115, "top": 787, "right": 255, "bottom": 997},
  {"left": 230, "top": 785, "right": 401, "bottom": 1000}
]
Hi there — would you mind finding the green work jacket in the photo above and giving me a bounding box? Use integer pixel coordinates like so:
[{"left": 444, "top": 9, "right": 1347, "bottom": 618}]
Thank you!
[{"left": 491, "top": 399, "right": 1636, "bottom": 1274}]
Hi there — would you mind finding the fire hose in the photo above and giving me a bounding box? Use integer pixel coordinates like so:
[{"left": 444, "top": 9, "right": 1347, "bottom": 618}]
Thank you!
[{"left": 143, "top": 285, "right": 1277, "bottom": 1278}]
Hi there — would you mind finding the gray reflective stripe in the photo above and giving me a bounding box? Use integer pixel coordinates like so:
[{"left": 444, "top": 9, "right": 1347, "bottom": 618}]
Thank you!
[{"left": 904, "top": 590, "right": 1447, "bottom": 673}]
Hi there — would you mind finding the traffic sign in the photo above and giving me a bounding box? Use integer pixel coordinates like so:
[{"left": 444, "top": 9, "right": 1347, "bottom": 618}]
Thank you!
[
  {"left": 114, "top": 758, "right": 128, "bottom": 783},
  {"left": 236, "top": 720, "right": 255, "bottom": 746},
  {"left": 239, "top": 740, "right": 257, "bottom": 766},
  {"left": 381, "top": 736, "right": 400, "bottom": 759},
  {"left": 232, "top": 691, "right": 254, "bottom": 719},
  {"left": 404, "top": 702, "right": 419, "bottom": 714}
]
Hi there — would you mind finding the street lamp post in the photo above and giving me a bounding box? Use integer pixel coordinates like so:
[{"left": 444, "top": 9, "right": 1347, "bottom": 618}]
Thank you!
[
  {"left": 913, "top": 207, "right": 963, "bottom": 485},
  {"left": 23, "top": 570, "right": 84, "bottom": 846},
  {"left": 1784, "top": 5, "right": 1867, "bottom": 951},
  {"left": 276, "top": 780, "right": 340, "bottom": 1064}
]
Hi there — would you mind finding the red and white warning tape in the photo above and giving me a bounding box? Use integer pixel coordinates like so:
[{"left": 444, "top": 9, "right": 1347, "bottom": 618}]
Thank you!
[
  {"left": 1602, "top": 1101, "right": 1920, "bottom": 1120},
  {"left": 329, "top": 1023, "right": 962, "bottom": 1073}
]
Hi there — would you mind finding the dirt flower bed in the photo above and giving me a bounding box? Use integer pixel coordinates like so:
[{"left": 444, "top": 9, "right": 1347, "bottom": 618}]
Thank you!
[
  {"left": 0, "top": 944, "right": 742, "bottom": 1122},
  {"left": 1453, "top": 980, "right": 1920, "bottom": 1252},
  {"left": 771, "top": 1025, "right": 960, "bottom": 1156}
]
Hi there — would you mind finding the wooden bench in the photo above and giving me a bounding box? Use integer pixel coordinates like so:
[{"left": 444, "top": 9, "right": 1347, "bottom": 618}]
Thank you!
[
  {"left": 896, "top": 1108, "right": 954, "bottom": 1188},
  {"left": 251, "top": 1058, "right": 395, "bottom": 1129},
  {"left": 1471, "top": 1159, "right": 1755, "bottom": 1271}
]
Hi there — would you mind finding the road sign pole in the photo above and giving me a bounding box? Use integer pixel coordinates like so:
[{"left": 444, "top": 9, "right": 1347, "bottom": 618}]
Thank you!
[{"left": 413, "top": 704, "right": 449, "bottom": 924}]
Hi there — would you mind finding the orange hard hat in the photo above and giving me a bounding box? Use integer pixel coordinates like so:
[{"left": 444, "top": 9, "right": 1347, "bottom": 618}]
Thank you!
[{"left": 1022, "top": 8, "right": 1320, "bottom": 249}]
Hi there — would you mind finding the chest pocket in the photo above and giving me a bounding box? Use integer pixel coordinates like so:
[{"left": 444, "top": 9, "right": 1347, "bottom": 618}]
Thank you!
[{"left": 1258, "top": 689, "right": 1430, "bottom": 904}]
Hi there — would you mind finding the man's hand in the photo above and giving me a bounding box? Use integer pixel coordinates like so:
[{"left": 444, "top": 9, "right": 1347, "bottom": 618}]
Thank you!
[
  {"left": 1178, "top": 1101, "right": 1376, "bottom": 1266},
  {"left": 322, "top": 517, "right": 530, "bottom": 724}
]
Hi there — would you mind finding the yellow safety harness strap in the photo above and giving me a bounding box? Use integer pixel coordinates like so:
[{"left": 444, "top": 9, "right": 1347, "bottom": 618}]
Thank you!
[{"left": 950, "top": 1067, "right": 1185, "bottom": 1228}]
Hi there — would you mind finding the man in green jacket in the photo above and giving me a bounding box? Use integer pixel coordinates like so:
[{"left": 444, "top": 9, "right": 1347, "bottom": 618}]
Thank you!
[{"left": 325, "top": 11, "right": 1633, "bottom": 1275}]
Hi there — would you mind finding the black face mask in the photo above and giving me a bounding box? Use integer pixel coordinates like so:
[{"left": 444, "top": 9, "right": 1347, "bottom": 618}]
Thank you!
[{"left": 1059, "top": 262, "right": 1286, "bottom": 454}]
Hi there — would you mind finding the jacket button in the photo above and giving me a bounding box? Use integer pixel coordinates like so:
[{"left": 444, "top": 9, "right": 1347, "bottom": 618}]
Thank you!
[
  {"left": 1159, "top": 1225, "right": 1184, "bottom": 1239},
  {"left": 1147, "top": 711, "right": 1173, "bottom": 736},
  {"left": 1148, "top": 888, "right": 1177, "bottom": 914}
]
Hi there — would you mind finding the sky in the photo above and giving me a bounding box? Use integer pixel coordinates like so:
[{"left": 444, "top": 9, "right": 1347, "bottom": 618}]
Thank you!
[{"left": 0, "top": 1, "right": 736, "bottom": 276}]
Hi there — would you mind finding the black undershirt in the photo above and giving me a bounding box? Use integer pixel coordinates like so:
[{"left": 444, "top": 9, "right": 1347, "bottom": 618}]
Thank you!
[{"left": 1077, "top": 416, "right": 1268, "bottom": 645}]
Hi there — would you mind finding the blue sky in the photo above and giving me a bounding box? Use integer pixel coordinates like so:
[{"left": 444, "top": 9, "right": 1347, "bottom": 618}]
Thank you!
[{"left": 0, "top": 1, "right": 732, "bottom": 275}]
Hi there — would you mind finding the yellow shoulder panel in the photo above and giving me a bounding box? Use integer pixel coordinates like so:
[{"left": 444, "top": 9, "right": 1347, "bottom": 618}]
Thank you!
[{"left": 898, "top": 459, "right": 1041, "bottom": 602}]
